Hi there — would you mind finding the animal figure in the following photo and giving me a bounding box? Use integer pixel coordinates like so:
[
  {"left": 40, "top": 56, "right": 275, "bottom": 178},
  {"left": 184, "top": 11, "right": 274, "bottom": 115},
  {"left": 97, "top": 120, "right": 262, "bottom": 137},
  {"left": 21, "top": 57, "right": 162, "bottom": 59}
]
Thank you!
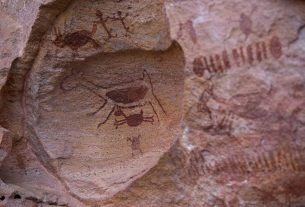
[
  {"left": 61, "top": 69, "right": 166, "bottom": 128},
  {"left": 113, "top": 108, "right": 154, "bottom": 129},
  {"left": 52, "top": 23, "right": 100, "bottom": 52}
]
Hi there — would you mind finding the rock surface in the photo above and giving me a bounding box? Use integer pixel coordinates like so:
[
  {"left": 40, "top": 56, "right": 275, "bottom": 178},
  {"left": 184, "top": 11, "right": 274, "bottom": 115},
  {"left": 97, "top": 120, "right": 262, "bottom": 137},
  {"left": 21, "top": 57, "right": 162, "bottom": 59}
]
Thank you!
[{"left": 0, "top": 0, "right": 305, "bottom": 206}]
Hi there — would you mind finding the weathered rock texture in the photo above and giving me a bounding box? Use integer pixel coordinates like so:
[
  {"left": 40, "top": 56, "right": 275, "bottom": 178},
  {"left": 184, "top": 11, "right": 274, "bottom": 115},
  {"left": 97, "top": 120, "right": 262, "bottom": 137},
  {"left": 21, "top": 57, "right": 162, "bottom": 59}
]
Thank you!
[{"left": 1, "top": 0, "right": 305, "bottom": 206}]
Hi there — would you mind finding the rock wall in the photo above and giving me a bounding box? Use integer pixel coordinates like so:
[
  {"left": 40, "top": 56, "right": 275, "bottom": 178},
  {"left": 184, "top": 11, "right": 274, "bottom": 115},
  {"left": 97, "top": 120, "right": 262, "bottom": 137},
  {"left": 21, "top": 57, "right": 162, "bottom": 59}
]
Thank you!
[{"left": 0, "top": 0, "right": 305, "bottom": 206}]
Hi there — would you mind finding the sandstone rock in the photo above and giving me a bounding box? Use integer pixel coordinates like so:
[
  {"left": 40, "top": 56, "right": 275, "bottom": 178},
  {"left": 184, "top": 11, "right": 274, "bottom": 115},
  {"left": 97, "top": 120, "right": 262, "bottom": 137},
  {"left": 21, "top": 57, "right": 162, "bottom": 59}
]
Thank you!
[
  {"left": 0, "top": 178, "right": 14, "bottom": 206},
  {"left": 0, "top": 127, "right": 12, "bottom": 165},
  {"left": 1, "top": 0, "right": 305, "bottom": 206},
  {"left": 1, "top": 0, "right": 183, "bottom": 206},
  {"left": 0, "top": 127, "right": 14, "bottom": 206}
]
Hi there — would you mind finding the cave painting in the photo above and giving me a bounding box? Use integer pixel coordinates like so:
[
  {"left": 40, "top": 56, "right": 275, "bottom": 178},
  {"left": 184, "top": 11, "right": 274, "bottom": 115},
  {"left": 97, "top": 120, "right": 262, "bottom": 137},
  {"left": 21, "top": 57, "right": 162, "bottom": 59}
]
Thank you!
[
  {"left": 114, "top": 108, "right": 154, "bottom": 129},
  {"left": 239, "top": 13, "right": 253, "bottom": 38},
  {"left": 195, "top": 84, "right": 236, "bottom": 137},
  {"left": 127, "top": 135, "right": 143, "bottom": 157},
  {"left": 52, "top": 23, "right": 100, "bottom": 52},
  {"left": 193, "top": 35, "right": 282, "bottom": 78},
  {"left": 94, "top": 10, "right": 131, "bottom": 40},
  {"left": 94, "top": 10, "right": 116, "bottom": 40},
  {"left": 109, "top": 11, "right": 131, "bottom": 35},
  {"left": 52, "top": 8, "right": 132, "bottom": 52},
  {"left": 177, "top": 19, "right": 197, "bottom": 44},
  {"left": 61, "top": 69, "right": 166, "bottom": 129},
  {"left": 187, "top": 146, "right": 304, "bottom": 178}
]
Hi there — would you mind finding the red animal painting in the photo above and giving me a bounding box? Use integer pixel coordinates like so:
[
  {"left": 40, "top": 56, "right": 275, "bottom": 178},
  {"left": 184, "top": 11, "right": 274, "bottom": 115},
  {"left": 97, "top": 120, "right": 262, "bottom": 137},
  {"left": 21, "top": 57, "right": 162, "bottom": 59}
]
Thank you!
[
  {"left": 61, "top": 69, "right": 166, "bottom": 129},
  {"left": 114, "top": 108, "right": 154, "bottom": 129},
  {"left": 52, "top": 23, "right": 100, "bottom": 52}
]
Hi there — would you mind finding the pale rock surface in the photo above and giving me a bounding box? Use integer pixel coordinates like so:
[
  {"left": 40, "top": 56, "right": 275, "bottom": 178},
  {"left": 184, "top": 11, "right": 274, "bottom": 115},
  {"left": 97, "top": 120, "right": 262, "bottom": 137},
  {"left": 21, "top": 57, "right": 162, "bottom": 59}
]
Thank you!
[
  {"left": 0, "top": 127, "right": 13, "bottom": 207},
  {"left": 0, "top": 0, "right": 305, "bottom": 207}
]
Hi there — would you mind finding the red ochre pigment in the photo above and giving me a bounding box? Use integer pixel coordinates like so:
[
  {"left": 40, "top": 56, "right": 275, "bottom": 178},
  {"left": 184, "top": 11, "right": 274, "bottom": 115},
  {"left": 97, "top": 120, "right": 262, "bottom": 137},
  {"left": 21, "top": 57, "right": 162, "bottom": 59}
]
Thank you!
[{"left": 193, "top": 35, "right": 283, "bottom": 77}]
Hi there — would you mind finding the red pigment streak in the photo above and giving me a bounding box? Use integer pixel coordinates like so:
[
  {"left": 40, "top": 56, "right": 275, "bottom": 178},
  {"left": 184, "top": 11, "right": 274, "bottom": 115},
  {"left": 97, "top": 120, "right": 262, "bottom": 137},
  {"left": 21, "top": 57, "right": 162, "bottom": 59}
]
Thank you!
[
  {"left": 262, "top": 41, "right": 268, "bottom": 59},
  {"left": 247, "top": 44, "right": 254, "bottom": 64},
  {"left": 193, "top": 57, "right": 204, "bottom": 77},
  {"left": 209, "top": 56, "right": 217, "bottom": 72},
  {"left": 215, "top": 54, "right": 223, "bottom": 72},
  {"left": 232, "top": 49, "right": 240, "bottom": 67},
  {"left": 256, "top": 42, "right": 262, "bottom": 62},
  {"left": 270, "top": 35, "right": 282, "bottom": 59},
  {"left": 222, "top": 50, "right": 231, "bottom": 70}
]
